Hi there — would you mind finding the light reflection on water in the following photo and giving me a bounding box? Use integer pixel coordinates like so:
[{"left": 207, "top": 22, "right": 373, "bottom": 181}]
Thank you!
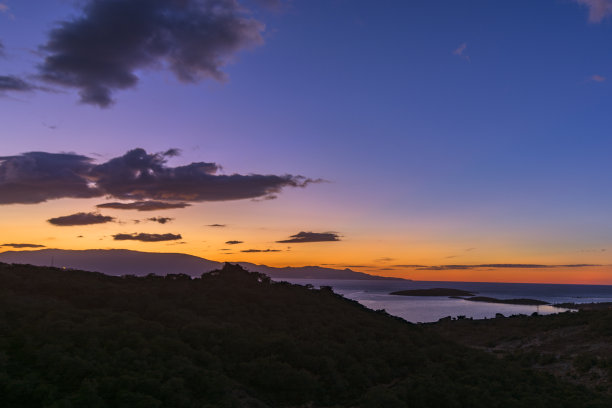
[{"left": 284, "top": 279, "right": 612, "bottom": 323}]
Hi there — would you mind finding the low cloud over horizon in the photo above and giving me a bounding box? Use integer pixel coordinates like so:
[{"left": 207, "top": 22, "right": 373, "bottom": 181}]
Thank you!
[
  {"left": 1, "top": 243, "right": 46, "bottom": 248},
  {"left": 97, "top": 201, "right": 191, "bottom": 211},
  {"left": 277, "top": 231, "right": 341, "bottom": 243},
  {"left": 0, "top": 148, "right": 319, "bottom": 205},
  {"left": 48, "top": 212, "right": 114, "bottom": 226},
  {"left": 112, "top": 233, "right": 182, "bottom": 242},
  {"left": 241, "top": 248, "right": 281, "bottom": 253},
  {"left": 415, "top": 263, "right": 600, "bottom": 271}
]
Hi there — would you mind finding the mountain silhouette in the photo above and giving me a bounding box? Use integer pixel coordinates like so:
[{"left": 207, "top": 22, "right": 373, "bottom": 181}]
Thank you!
[{"left": 0, "top": 249, "right": 403, "bottom": 280}]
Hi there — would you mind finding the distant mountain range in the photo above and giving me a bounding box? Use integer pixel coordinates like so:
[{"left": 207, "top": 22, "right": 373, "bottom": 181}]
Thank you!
[{"left": 0, "top": 249, "right": 404, "bottom": 281}]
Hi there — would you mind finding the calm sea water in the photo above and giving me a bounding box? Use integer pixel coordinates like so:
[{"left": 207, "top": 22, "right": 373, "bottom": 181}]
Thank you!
[{"left": 285, "top": 279, "right": 612, "bottom": 323}]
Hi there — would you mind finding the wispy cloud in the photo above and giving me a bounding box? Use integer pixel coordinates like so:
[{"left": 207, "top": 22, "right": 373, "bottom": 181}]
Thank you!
[
  {"left": 590, "top": 74, "right": 606, "bottom": 82},
  {"left": 0, "top": 3, "right": 14, "bottom": 19},
  {"left": 113, "top": 232, "right": 182, "bottom": 242},
  {"left": 225, "top": 240, "right": 243, "bottom": 245},
  {"left": 573, "top": 0, "right": 612, "bottom": 23},
  {"left": 0, "top": 75, "right": 36, "bottom": 92},
  {"left": 0, "top": 148, "right": 318, "bottom": 204},
  {"left": 207, "top": 224, "right": 226, "bottom": 228},
  {"left": 276, "top": 231, "right": 341, "bottom": 243},
  {"left": 241, "top": 248, "right": 281, "bottom": 253},
  {"left": 48, "top": 212, "right": 115, "bottom": 226},
  {"left": 452, "top": 42, "right": 470, "bottom": 61}
]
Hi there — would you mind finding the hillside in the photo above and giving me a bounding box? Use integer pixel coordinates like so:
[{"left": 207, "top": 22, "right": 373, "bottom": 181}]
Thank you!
[
  {"left": 426, "top": 308, "right": 612, "bottom": 393},
  {"left": 0, "top": 262, "right": 610, "bottom": 407},
  {"left": 0, "top": 249, "right": 401, "bottom": 281}
]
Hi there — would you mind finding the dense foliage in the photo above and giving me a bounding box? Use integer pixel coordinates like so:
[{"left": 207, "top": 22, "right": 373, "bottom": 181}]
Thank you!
[{"left": 0, "top": 262, "right": 610, "bottom": 407}]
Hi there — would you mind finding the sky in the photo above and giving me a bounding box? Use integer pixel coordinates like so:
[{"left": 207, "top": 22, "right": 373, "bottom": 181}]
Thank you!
[{"left": 1, "top": 0, "right": 612, "bottom": 284}]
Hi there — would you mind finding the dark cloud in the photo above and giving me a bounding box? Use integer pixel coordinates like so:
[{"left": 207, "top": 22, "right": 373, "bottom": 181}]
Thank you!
[
  {"left": 225, "top": 240, "right": 243, "bottom": 245},
  {"left": 38, "top": 0, "right": 265, "bottom": 107},
  {"left": 1, "top": 243, "right": 46, "bottom": 248},
  {"left": 0, "top": 40, "right": 4, "bottom": 57},
  {"left": 416, "top": 265, "right": 474, "bottom": 271},
  {"left": 113, "top": 232, "right": 182, "bottom": 242},
  {"left": 374, "top": 257, "right": 395, "bottom": 263},
  {"left": 148, "top": 217, "right": 173, "bottom": 224},
  {"left": 277, "top": 231, "right": 340, "bottom": 243},
  {"left": 90, "top": 149, "right": 318, "bottom": 202},
  {"left": 0, "top": 148, "right": 317, "bottom": 204},
  {"left": 97, "top": 200, "right": 191, "bottom": 211},
  {"left": 241, "top": 248, "right": 281, "bottom": 253},
  {"left": 207, "top": 223, "right": 226, "bottom": 227},
  {"left": 48, "top": 212, "right": 114, "bottom": 226},
  {"left": 0, "top": 152, "right": 98, "bottom": 204},
  {"left": 0, "top": 75, "right": 35, "bottom": 92}
]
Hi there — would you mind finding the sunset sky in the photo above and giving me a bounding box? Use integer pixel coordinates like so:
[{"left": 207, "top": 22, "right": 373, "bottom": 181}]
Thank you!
[{"left": 1, "top": 0, "right": 611, "bottom": 284}]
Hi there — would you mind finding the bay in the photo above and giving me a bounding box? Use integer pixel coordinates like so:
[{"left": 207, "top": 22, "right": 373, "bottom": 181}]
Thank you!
[{"left": 285, "top": 279, "right": 612, "bottom": 323}]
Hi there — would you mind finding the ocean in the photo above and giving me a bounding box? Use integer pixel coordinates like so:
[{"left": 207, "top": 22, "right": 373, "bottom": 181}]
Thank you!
[{"left": 285, "top": 279, "right": 612, "bottom": 323}]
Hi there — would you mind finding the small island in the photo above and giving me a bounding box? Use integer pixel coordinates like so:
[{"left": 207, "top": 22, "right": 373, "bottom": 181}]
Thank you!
[
  {"left": 390, "top": 288, "right": 476, "bottom": 297},
  {"left": 464, "top": 296, "right": 549, "bottom": 306}
]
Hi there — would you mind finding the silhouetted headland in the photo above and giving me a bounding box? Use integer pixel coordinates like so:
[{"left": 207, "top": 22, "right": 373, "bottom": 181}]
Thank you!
[
  {"left": 390, "top": 288, "right": 476, "bottom": 297},
  {"left": 464, "top": 296, "right": 549, "bottom": 306}
]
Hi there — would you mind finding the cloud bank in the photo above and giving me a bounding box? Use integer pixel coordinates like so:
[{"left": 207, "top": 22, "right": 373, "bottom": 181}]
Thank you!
[
  {"left": 113, "top": 232, "right": 182, "bottom": 242},
  {"left": 0, "top": 148, "right": 317, "bottom": 205},
  {"left": 48, "top": 212, "right": 114, "bottom": 226},
  {"left": 277, "top": 231, "right": 341, "bottom": 243},
  {"left": 39, "top": 0, "right": 265, "bottom": 107}
]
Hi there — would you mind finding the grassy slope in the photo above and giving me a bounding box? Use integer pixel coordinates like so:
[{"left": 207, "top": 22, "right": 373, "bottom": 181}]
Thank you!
[
  {"left": 426, "top": 308, "right": 612, "bottom": 393},
  {"left": 0, "top": 262, "right": 610, "bottom": 408}
]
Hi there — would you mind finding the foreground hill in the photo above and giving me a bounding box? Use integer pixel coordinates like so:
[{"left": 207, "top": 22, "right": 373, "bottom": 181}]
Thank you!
[
  {"left": 0, "top": 262, "right": 609, "bottom": 407},
  {"left": 0, "top": 249, "right": 401, "bottom": 280},
  {"left": 426, "top": 308, "right": 612, "bottom": 393}
]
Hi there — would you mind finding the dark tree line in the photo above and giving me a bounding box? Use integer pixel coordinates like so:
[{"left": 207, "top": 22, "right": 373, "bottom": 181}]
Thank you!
[{"left": 0, "top": 262, "right": 610, "bottom": 407}]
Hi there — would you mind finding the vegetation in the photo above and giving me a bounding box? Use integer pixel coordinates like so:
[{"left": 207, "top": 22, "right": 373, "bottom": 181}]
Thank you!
[
  {"left": 1, "top": 262, "right": 610, "bottom": 407},
  {"left": 427, "top": 307, "right": 612, "bottom": 393}
]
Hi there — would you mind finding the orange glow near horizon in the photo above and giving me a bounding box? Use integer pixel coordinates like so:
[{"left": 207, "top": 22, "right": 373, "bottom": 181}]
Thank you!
[{"left": 1, "top": 198, "right": 611, "bottom": 285}]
